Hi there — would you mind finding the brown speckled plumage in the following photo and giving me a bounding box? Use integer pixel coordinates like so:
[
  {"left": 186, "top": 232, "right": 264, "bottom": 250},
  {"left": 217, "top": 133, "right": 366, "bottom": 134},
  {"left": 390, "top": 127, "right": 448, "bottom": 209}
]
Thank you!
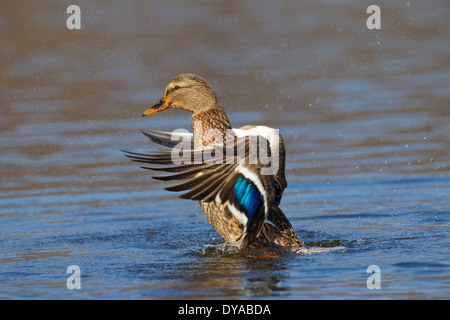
[{"left": 191, "top": 109, "right": 232, "bottom": 148}]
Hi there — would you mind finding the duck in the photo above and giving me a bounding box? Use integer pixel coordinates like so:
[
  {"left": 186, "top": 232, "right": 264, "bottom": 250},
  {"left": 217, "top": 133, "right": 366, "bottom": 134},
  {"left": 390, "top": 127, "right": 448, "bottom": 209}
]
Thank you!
[{"left": 124, "top": 73, "right": 304, "bottom": 252}]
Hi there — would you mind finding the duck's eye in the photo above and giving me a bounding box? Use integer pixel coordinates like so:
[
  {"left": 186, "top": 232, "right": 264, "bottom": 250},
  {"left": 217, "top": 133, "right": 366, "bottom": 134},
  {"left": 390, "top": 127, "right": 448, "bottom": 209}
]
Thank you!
[{"left": 174, "top": 85, "right": 181, "bottom": 90}]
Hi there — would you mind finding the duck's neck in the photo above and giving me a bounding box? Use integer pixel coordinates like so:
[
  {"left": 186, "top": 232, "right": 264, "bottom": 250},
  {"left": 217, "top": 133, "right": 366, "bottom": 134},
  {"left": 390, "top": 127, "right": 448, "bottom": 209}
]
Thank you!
[{"left": 191, "top": 109, "right": 232, "bottom": 148}]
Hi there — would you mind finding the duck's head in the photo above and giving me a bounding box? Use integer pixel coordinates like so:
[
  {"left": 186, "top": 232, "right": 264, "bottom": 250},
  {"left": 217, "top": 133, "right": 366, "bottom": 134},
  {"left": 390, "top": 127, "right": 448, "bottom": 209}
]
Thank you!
[{"left": 143, "top": 73, "right": 222, "bottom": 116}]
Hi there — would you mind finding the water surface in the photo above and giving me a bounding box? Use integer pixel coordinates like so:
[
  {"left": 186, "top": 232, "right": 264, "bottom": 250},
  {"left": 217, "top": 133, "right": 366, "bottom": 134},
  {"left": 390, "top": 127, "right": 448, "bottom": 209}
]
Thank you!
[{"left": 1, "top": 0, "right": 449, "bottom": 299}]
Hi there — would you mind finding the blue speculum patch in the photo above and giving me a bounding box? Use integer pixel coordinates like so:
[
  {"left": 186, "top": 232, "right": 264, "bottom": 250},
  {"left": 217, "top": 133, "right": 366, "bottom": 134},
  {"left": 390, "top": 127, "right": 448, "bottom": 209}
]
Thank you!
[{"left": 233, "top": 176, "right": 262, "bottom": 220}]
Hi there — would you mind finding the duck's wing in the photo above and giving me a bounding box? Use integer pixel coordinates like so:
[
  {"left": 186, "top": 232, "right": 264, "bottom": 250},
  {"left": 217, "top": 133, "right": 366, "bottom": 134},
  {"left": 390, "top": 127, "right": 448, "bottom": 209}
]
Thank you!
[
  {"left": 232, "top": 125, "right": 287, "bottom": 205},
  {"left": 139, "top": 126, "right": 286, "bottom": 197},
  {"left": 141, "top": 129, "right": 194, "bottom": 149},
  {"left": 123, "top": 128, "right": 284, "bottom": 245}
]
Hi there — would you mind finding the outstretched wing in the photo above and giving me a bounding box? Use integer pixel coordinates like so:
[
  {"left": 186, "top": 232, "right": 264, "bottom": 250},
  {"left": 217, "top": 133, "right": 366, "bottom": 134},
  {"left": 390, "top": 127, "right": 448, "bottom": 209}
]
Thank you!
[
  {"left": 123, "top": 126, "right": 285, "bottom": 245},
  {"left": 140, "top": 129, "right": 194, "bottom": 149}
]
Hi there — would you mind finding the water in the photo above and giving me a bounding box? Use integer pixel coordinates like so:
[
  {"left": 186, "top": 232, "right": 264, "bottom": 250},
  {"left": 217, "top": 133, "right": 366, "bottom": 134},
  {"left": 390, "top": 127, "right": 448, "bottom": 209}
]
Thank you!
[{"left": 1, "top": 1, "right": 449, "bottom": 299}]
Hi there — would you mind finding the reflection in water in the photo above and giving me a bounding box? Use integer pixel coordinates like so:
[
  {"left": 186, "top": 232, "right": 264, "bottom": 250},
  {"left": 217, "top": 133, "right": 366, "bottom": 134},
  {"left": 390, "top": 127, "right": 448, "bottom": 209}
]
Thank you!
[
  {"left": 132, "top": 247, "right": 292, "bottom": 299},
  {"left": 1, "top": 1, "right": 449, "bottom": 299},
  {"left": 189, "top": 255, "right": 288, "bottom": 299}
]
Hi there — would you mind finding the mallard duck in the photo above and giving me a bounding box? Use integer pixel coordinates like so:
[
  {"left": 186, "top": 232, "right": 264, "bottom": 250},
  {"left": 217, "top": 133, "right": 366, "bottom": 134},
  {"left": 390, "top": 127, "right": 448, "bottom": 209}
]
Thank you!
[{"left": 125, "top": 73, "right": 304, "bottom": 252}]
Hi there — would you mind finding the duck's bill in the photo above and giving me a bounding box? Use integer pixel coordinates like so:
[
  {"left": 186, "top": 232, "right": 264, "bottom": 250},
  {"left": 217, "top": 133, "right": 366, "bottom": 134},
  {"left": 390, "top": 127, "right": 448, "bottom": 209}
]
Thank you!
[{"left": 142, "top": 97, "right": 172, "bottom": 116}]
